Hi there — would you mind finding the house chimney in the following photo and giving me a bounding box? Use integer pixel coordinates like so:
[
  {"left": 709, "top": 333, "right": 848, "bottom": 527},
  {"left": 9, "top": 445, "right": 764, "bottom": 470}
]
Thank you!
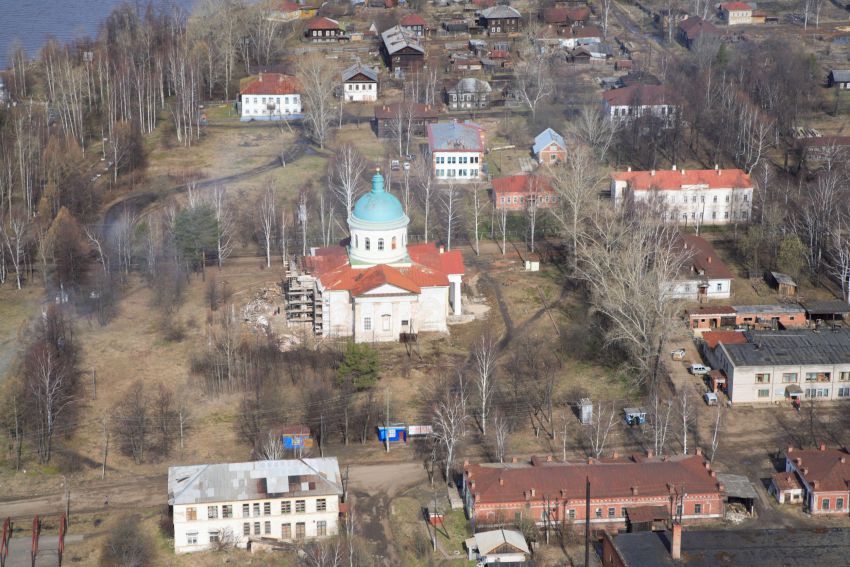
[
  {"left": 512, "top": 457, "right": 518, "bottom": 463},
  {"left": 695, "top": 447, "right": 702, "bottom": 456},
  {"left": 259, "top": 72, "right": 263, "bottom": 82},
  {"left": 671, "top": 523, "right": 682, "bottom": 560},
  {"left": 547, "top": 455, "right": 553, "bottom": 462},
  {"left": 464, "top": 459, "right": 470, "bottom": 467},
  {"left": 647, "top": 449, "right": 655, "bottom": 459},
  {"left": 439, "top": 245, "right": 445, "bottom": 254},
  {"left": 627, "top": 166, "right": 632, "bottom": 172},
  {"left": 788, "top": 447, "right": 794, "bottom": 454},
  {"left": 813, "top": 480, "right": 819, "bottom": 489},
  {"left": 718, "top": 483, "right": 725, "bottom": 492},
  {"left": 681, "top": 168, "right": 686, "bottom": 175},
  {"left": 587, "top": 458, "right": 594, "bottom": 464},
  {"left": 631, "top": 485, "right": 639, "bottom": 495},
  {"left": 796, "top": 457, "right": 802, "bottom": 466},
  {"left": 841, "top": 457, "right": 846, "bottom": 464},
  {"left": 803, "top": 468, "right": 809, "bottom": 476},
  {"left": 612, "top": 451, "right": 619, "bottom": 459},
  {"left": 672, "top": 164, "right": 677, "bottom": 171},
  {"left": 475, "top": 493, "right": 480, "bottom": 502},
  {"left": 707, "top": 256, "right": 712, "bottom": 264},
  {"left": 714, "top": 163, "right": 719, "bottom": 170},
  {"left": 711, "top": 471, "right": 716, "bottom": 478},
  {"left": 704, "top": 462, "right": 711, "bottom": 470},
  {"left": 530, "top": 488, "right": 536, "bottom": 497},
  {"left": 820, "top": 443, "right": 826, "bottom": 452},
  {"left": 650, "top": 169, "right": 656, "bottom": 176}
]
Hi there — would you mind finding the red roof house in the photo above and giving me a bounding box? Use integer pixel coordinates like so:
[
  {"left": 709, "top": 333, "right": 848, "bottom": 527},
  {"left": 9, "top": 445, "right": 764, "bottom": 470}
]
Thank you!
[{"left": 491, "top": 175, "right": 557, "bottom": 211}]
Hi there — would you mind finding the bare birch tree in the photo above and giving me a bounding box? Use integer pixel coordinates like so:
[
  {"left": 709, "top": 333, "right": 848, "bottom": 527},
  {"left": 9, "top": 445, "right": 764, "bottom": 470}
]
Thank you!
[
  {"left": 415, "top": 161, "right": 435, "bottom": 242},
  {"left": 568, "top": 107, "right": 620, "bottom": 162},
  {"left": 332, "top": 144, "right": 366, "bottom": 218},
  {"left": 432, "top": 391, "right": 468, "bottom": 485},
  {"left": 210, "top": 185, "right": 234, "bottom": 268},
  {"left": 2, "top": 211, "right": 29, "bottom": 289},
  {"left": 498, "top": 206, "right": 508, "bottom": 255},
  {"left": 471, "top": 181, "right": 486, "bottom": 255},
  {"left": 492, "top": 410, "right": 510, "bottom": 463},
  {"left": 258, "top": 184, "right": 277, "bottom": 268},
  {"left": 585, "top": 401, "right": 617, "bottom": 459},
  {"left": 298, "top": 53, "right": 337, "bottom": 149},
  {"left": 440, "top": 183, "right": 460, "bottom": 250},
  {"left": 473, "top": 333, "right": 498, "bottom": 435},
  {"left": 513, "top": 23, "right": 553, "bottom": 120},
  {"left": 678, "top": 385, "right": 695, "bottom": 455},
  {"left": 549, "top": 145, "right": 602, "bottom": 270}
]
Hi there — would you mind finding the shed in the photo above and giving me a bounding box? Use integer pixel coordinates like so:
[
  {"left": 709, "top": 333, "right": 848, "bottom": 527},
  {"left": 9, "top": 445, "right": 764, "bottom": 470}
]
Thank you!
[
  {"left": 802, "top": 299, "right": 850, "bottom": 322},
  {"left": 626, "top": 505, "right": 670, "bottom": 532},
  {"left": 281, "top": 425, "right": 314, "bottom": 449},
  {"left": 377, "top": 424, "right": 407, "bottom": 442},
  {"left": 579, "top": 398, "right": 593, "bottom": 425},
  {"left": 717, "top": 473, "right": 757, "bottom": 515},
  {"left": 766, "top": 271, "right": 797, "bottom": 298},
  {"left": 465, "top": 529, "right": 530, "bottom": 564},
  {"left": 769, "top": 472, "right": 803, "bottom": 504},
  {"left": 524, "top": 253, "right": 541, "bottom": 272}
]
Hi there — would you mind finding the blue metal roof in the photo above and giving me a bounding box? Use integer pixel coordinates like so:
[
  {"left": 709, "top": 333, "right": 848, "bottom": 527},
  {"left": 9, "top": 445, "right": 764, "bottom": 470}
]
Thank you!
[
  {"left": 533, "top": 128, "right": 566, "bottom": 155},
  {"left": 351, "top": 171, "right": 406, "bottom": 223}
]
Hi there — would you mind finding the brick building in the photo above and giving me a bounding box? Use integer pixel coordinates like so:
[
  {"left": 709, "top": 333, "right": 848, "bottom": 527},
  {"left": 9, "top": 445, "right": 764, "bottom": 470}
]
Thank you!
[
  {"left": 491, "top": 175, "right": 558, "bottom": 211},
  {"left": 783, "top": 446, "right": 850, "bottom": 515},
  {"left": 462, "top": 453, "right": 724, "bottom": 531}
]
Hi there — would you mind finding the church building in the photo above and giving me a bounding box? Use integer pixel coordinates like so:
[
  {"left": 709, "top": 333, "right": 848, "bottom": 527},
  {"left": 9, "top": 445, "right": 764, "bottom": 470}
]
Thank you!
[{"left": 286, "top": 171, "right": 464, "bottom": 343}]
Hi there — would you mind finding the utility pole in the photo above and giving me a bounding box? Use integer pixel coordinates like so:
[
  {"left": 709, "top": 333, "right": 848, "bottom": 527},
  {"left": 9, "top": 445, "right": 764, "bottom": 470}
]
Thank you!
[
  {"left": 585, "top": 476, "right": 590, "bottom": 567},
  {"left": 101, "top": 418, "right": 109, "bottom": 481},
  {"left": 385, "top": 388, "right": 390, "bottom": 453},
  {"left": 432, "top": 490, "right": 438, "bottom": 551}
]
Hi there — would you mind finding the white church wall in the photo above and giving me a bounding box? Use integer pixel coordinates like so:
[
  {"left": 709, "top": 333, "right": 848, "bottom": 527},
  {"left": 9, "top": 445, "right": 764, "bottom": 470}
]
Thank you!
[
  {"left": 416, "top": 287, "right": 449, "bottom": 332},
  {"left": 326, "top": 290, "right": 354, "bottom": 338}
]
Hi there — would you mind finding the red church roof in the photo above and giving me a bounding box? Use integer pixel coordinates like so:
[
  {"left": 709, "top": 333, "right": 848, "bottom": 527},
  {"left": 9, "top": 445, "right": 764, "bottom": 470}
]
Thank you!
[{"left": 303, "top": 242, "right": 464, "bottom": 296}]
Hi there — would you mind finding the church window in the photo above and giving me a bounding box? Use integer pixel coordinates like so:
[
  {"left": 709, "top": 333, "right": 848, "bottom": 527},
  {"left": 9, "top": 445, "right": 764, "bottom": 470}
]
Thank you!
[
  {"left": 382, "top": 315, "right": 391, "bottom": 331},
  {"left": 378, "top": 238, "right": 385, "bottom": 251},
  {"left": 391, "top": 237, "right": 397, "bottom": 250},
  {"left": 355, "top": 235, "right": 359, "bottom": 248},
  {"left": 365, "top": 238, "right": 371, "bottom": 250},
  {"left": 364, "top": 317, "right": 372, "bottom": 331}
]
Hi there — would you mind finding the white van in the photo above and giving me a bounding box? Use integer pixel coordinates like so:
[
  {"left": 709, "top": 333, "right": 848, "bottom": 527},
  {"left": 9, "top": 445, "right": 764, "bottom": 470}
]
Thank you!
[{"left": 689, "top": 364, "right": 711, "bottom": 376}]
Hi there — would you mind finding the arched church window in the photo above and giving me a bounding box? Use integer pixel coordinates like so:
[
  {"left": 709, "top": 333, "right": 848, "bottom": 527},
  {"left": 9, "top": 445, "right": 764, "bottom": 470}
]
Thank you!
[
  {"left": 391, "top": 236, "right": 397, "bottom": 250},
  {"left": 378, "top": 238, "right": 385, "bottom": 251},
  {"left": 355, "top": 235, "right": 359, "bottom": 248},
  {"left": 365, "top": 238, "right": 371, "bottom": 250}
]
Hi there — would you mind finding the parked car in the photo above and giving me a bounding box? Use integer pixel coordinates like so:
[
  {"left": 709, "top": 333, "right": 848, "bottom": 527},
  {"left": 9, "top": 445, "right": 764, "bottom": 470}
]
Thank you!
[
  {"left": 403, "top": 161, "right": 411, "bottom": 171},
  {"left": 703, "top": 392, "right": 718, "bottom": 406},
  {"left": 689, "top": 364, "right": 711, "bottom": 376},
  {"left": 671, "top": 348, "right": 686, "bottom": 361},
  {"left": 391, "top": 159, "right": 400, "bottom": 171},
  {"left": 623, "top": 407, "right": 647, "bottom": 426}
]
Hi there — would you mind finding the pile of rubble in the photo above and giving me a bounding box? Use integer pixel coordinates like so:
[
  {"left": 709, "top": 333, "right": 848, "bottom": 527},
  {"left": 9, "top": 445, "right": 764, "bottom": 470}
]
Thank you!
[{"left": 243, "top": 287, "right": 283, "bottom": 330}]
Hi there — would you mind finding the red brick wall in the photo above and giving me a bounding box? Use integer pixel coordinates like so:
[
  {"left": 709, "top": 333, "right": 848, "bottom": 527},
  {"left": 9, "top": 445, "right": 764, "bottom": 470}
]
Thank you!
[{"left": 601, "top": 533, "right": 628, "bottom": 567}]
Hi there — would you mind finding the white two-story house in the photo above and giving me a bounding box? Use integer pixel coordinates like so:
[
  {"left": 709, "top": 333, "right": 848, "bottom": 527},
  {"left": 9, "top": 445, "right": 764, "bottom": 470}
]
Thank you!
[
  {"left": 341, "top": 64, "right": 378, "bottom": 102},
  {"left": 168, "top": 458, "right": 343, "bottom": 553},
  {"left": 611, "top": 166, "right": 753, "bottom": 225},
  {"left": 426, "top": 121, "right": 485, "bottom": 182},
  {"left": 240, "top": 73, "right": 302, "bottom": 121}
]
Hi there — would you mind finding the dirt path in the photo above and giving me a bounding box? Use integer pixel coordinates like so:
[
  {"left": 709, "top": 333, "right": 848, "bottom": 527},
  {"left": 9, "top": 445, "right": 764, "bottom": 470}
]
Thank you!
[
  {"left": 102, "top": 138, "right": 311, "bottom": 225},
  {"left": 347, "top": 462, "right": 427, "bottom": 567}
]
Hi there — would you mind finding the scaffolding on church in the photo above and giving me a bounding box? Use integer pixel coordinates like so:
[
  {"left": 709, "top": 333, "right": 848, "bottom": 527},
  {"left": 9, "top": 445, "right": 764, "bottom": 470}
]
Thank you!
[{"left": 283, "top": 259, "right": 323, "bottom": 336}]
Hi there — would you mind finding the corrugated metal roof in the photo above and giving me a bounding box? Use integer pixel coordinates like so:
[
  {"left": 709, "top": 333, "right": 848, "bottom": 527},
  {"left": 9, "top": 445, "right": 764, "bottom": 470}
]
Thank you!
[
  {"left": 381, "top": 25, "right": 424, "bottom": 55},
  {"left": 342, "top": 64, "right": 378, "bottom": 83},
  {"left": 168, "top": 458, "right": 342, "bottom": 505},
  {"left": 480, "top": 5, "right": 521, "bottom": 19},
  {"left": 470, "top": 529, "right": 530, "bottom": 555},
  {"left": 427, "top": 121, "right": 485, "bottom": 152},
  {"left": 722, "top": 329, "right": 850, "bottom": 367}
]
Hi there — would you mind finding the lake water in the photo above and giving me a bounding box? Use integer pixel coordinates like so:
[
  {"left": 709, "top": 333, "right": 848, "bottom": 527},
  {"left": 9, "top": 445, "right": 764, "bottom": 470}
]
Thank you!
[{"left": 0, "top": 0, "right": 193, "bottom": 60}]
